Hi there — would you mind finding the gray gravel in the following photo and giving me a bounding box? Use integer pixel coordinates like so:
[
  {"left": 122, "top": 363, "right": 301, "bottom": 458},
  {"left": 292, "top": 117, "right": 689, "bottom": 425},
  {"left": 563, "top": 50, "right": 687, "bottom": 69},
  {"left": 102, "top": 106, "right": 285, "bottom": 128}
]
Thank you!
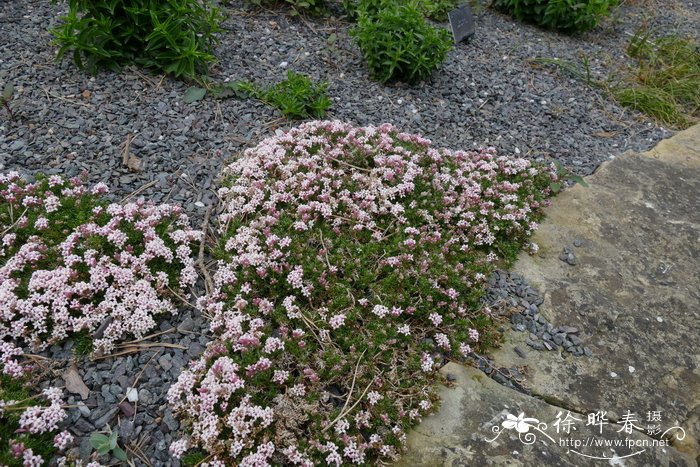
[
  {"left": 484, "top": 269, "right": 591, "bottom": 357},
  {"left": 42, "top": 309, "right": 209, "bottom": 466},
  {"left": 2, "top": 0, "right": 698, "bottom": 223},
  {"left": 2, "top": 0, "right": 697, "bottom": 464}
]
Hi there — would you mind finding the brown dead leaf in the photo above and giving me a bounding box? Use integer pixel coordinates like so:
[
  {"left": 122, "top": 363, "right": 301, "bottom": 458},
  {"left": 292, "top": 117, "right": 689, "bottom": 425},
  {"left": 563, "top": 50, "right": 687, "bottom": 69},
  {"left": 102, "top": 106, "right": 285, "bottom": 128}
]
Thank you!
[
  {"left": 81, "top": 89, "right": 92, "bottom": 101},
  {"left": 120, "top": 133, "right": 142, "bottom": 172},
  {"left": 63, "top": 364, "right": 90, "bottom": 400},
  {"left": 124, "top": 153, "right": 142, "bottom": 172}
]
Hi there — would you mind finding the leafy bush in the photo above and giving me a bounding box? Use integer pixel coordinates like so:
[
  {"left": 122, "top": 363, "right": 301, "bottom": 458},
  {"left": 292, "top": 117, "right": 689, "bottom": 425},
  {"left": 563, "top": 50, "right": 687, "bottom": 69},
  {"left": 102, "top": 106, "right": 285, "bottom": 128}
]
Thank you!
[
  {"left": 167, "top": 121, "right": 556, "bottom": 465},
  {"left": 350, "top": 0, "right": 453, "bottom": 83},
  {"left": 419, "top": 0, "right": 461, "bottom": 21},
  {"left": 492, "top": 0, "right": 617, "bottom": 33},
  {"left": 246, "top": 0, "right": 325, "bottom": 15},
  {"left": 343, "top": 0, "right": 459, "bottom": 22},
  {"left": 52, "top": 0, "right": 222, "bottom": 79},
  {"left": 256, "top": 71, "right": 332, "bottom": 119},
  {"left": 0, "top": 172, "right": 201, "bottom": 355}
]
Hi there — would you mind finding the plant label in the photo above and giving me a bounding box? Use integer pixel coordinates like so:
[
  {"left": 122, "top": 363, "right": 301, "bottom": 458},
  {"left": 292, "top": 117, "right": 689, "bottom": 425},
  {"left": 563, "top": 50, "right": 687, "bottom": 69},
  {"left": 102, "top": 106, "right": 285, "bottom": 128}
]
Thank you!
[{"left": 448, "top": 4, "right": 475, "bottom": 44}]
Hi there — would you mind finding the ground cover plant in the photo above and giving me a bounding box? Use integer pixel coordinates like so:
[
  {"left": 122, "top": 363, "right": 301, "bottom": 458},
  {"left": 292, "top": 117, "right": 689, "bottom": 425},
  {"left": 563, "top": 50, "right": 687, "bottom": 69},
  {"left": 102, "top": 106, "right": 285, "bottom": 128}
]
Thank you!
[
  {"left": 350, "top": 0, "right": 453, "bottom": 84},
  {"left": 183, "top": 72, "right": 330, "bottom": 119},
  {"left": 614, "top": 31, "right": 700, "bottom": 128},
  {"left": 52, "top": 0, "right": 222, "bottom": 79},
  {"left": 0, "top": 171, "right": 201, "bottom": 464},
  {"left": 254, "top": 71, "right": 332, "bottom": 119},
  {"left": 492, "top": 0, "right": 617, "bottom": 33},
  {"left": 167, "top": 120, "right": 557, "bottom": 465}
]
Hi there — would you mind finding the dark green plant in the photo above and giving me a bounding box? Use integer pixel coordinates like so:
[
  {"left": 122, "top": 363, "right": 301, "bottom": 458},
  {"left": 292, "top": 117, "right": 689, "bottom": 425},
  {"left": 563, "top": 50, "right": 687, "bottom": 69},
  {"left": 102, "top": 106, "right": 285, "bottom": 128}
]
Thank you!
[
  {"left": 256, "top": 71, "right": 331, "bottom": 119},
  {"left": 90, "top": 430, "right": 128, "bottom": 461},
  {"left": 1, "top": 83, "right": 13, "bottom": 119},
  {"left": 350, "top": 0, "right": 453, "bottom": 84},
  {"left": 343, "top": 0, "right": 460, "bottom": 22},
  {"left": 492, "top": 0, "right": 617, "bottom": 33},
  {"left": 73, "top": 330, "right": 94, "bottom": 356},
  {"left": 419, "top": 0, "right": 461, "bottom": 21},
  {"left": 52, "top": 0, "right": 222, "bottom": 79},
  {"left": 182, "top": 79, "right": 255, "bottom": 103},
  {"left": 245, "top": 0, "right": 325, "bottom": 15}
]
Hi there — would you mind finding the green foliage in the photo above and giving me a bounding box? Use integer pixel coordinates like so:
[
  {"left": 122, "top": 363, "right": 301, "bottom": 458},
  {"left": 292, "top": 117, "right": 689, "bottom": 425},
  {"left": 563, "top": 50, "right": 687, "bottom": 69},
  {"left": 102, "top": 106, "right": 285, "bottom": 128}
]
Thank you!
[
  {"left": 492, "top": 0, "right": 617, "bottom": 33},
  {"left": 419, "top": 0, "right": 461, "bottom": 21},
  {"left": 1, "top": 83, "right": 14, "bottom": 119},
  {"left": 90, "top": 430, "right": 128, "bottom": 461},
  {"left": 549, "top": 160, "right": 588, "bottom": 193},
  {"left": 343, "top": 0, "right": 460, "bottom": 22},
  {"left": 350, "top": 0, "right": 453, "bottom": 84},
  {"left": 73, "top": 330, "right": 95, "bottom": 356},
  {"left": 614, "top": 87, "right": 687, "bottom": 127},
  {"left": 181, "top": 450, "right": 208, "bottom": 466},
  {"left": 51, "top": 0, "right": 222, "bottom": 79},
  {"left": 245, "top": 0, "right": 325, "bottom": 15},
  {"left": 614, "top": 31, "right": 700, "bottom": 128},
  {"left": 0, "top": 376, "right": 56, "bottom": 465},
  {"left": 255, "top": 71, "right": 331, "bottom": 119},
  {"left": 531, "top": 31, "right": 699, "bottom": 128}
]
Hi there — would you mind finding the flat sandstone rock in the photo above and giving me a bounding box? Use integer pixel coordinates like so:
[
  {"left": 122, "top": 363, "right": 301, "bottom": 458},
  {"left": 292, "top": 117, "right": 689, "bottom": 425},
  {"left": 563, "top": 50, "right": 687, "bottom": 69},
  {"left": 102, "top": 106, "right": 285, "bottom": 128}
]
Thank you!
[{"left": 401, "top": 124, "right": 700, "bottom": 466}]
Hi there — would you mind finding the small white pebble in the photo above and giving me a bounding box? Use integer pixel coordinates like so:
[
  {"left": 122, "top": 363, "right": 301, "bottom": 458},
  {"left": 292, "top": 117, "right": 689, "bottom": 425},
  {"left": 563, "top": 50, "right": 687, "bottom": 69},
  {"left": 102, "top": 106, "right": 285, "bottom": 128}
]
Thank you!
[
  {"left": 279, "top": 61, "right": 288, "bottom": 68},
  {"left": 514, "top": 147, "right": 521, "bottom": 154},
  {"left": 610, "top": 372, "right": 618, "bottom": 378},
  {"left": 657, "top": 316, "right": 663, "bottom": 322},
  {"left": 540, "top": 100, "right": 547, "bottom": 105},
  {"left": 126, "top": 387, "right": 138, "bottom": 402},
  {"left": 397, "top": 99, "right": 403, "bottom": 105},
  {"left": 194, "top": 201, "right": 205, "bottom": 208},
  {"left": 628, "top": 366, "right": 635, "bottom": 373}
]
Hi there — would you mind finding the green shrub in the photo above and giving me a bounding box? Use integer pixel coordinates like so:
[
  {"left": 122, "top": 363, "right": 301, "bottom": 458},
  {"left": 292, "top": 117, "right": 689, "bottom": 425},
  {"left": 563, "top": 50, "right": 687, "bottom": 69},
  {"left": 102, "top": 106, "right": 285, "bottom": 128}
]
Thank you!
[
  {"left": 255, "top": 71, "right": 332, "bottom": 119},
  {"left": 419, "top": 0, "right": 461, "bottom": 21},
  {"left": 245, "top": 0, "right": 325, "bottom": 15},
  {"left": 492, "top": 0, "right": 617, "bottom": 33},
  {"left": 350, "top": 0, "right": 453, "bottom": 84},
  {"left": 343, "top": 0, "right": 459, "bottom": 23},
  {"left": 52, "top": 0, "right": 223, "bottom": 79}
]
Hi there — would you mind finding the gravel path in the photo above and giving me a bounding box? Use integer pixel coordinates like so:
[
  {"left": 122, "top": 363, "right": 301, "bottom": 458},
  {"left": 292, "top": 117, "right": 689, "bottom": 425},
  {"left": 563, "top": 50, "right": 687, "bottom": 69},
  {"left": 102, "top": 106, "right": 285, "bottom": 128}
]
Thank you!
[{"left": 1, "top": 0, "right": 698, "bottom": 465}]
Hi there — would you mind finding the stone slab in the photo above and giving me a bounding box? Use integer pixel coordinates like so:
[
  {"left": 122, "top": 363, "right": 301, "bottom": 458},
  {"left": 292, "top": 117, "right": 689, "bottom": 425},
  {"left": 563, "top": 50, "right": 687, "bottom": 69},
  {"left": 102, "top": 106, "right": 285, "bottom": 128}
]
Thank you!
[
  {"left": 399, "top": 363, "right": 695, "bottom": 466},
  {"left": 401, "top": 124, "right": 700, "bottom": 466}
]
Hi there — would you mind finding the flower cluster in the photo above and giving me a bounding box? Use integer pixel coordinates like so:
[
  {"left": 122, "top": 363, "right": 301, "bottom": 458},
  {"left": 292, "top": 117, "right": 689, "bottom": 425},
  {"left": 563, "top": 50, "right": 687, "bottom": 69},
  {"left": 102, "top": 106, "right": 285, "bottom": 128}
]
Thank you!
[
  {"left": 0, "top": 172, "right": 202, "bottom": 353},
  {"left": 167, "top": 121, "right": 556, "bottom": 465},
  {"left": 0, "top": 171, "right": 201, "bottom": 463}
]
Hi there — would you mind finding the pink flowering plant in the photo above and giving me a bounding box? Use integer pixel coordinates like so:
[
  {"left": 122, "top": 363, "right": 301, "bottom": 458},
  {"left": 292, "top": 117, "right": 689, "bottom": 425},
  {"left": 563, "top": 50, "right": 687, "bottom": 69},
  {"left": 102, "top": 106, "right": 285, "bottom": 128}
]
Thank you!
[
  {"left": 0, "top": 171, "right": 201, "bottom": 464},
  {"left": 0, "top": 373, "right": 67, "bottom": 465},
  {"left": 0, "top": 171, "right": 202, "bottom": 356},
  {"left": 168, "top": 121, "right": 557, "bottom": 465}
]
